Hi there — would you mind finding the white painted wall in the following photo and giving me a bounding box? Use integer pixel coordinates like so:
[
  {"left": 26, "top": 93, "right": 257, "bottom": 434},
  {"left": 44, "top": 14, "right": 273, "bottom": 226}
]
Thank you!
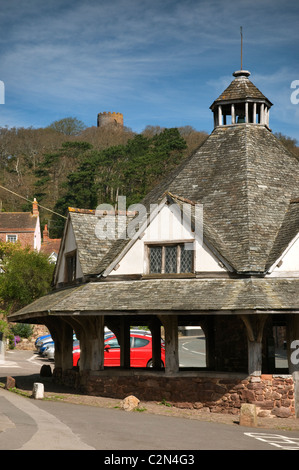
[
  {"left": 56, "top": 220, "right": 83, "bottom": 284},
  {"left": 34, "top": 216, "right": 41, "bottom": 252},
  {"left": 269, "top": 234, "right": 299, "bottom": 277}
]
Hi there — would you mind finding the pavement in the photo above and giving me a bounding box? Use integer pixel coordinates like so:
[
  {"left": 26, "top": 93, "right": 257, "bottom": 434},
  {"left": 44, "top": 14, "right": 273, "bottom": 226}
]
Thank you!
[{"left": 2, "top": 372, "right": 299, "bottom": 433}]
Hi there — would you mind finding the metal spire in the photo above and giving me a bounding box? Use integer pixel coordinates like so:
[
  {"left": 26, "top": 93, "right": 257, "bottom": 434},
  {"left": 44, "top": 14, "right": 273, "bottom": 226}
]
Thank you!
[{"left": 240, "top": 26, "right": 243, "bottom": 70}]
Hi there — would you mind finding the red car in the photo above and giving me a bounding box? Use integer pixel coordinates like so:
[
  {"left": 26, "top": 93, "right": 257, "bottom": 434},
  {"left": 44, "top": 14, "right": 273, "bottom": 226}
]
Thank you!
[{"left": 73, "top": 332, "right": 165, "bottom": 368}]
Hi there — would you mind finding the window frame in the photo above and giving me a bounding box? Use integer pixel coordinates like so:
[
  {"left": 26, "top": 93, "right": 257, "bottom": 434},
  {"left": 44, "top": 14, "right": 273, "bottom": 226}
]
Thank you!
[
  {"left": 6, "top": 234, "right": 18, "bottom": 243},
  {"left": 65, "top": 250, "right": 77, "bottom": 284},
  {"left": 145, "top": 241, "right": 195, "bottom": 275}
]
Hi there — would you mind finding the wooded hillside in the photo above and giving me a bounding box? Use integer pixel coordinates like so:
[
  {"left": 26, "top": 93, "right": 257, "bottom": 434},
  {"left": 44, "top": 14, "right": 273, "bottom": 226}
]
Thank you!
[
  {"left": 0, "top": 118, "right": 298, "bottom": 238},
  {"left": 0, "top": 120, "right": 208, "bottom": 237}
]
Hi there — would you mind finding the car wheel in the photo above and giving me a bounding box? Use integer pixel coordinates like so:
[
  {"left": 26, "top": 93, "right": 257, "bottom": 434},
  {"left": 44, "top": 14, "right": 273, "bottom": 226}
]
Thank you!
[{"left": 146, "top": 360, "right": 164, "bottom": 368}]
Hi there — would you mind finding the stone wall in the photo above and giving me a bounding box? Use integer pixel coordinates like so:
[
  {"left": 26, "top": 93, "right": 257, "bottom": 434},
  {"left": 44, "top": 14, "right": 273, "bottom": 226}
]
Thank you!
[{"left": 53, "top": 368, "right": 295, "bottom": 417}]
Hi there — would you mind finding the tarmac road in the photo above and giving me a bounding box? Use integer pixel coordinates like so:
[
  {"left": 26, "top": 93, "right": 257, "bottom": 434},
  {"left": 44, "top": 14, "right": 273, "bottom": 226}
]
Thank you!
[
  {"left": 1, "top": 350, "right": 299, "bottom": 451},
  {"left": 2, "top": 386, "right": 299, "bottom": 451}
]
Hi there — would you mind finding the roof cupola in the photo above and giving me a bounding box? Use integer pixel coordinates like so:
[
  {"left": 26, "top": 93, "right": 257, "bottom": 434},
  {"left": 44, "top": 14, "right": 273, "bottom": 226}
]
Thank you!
[{"left": 210, "top": 70, "right": 273, "bottom": 129}]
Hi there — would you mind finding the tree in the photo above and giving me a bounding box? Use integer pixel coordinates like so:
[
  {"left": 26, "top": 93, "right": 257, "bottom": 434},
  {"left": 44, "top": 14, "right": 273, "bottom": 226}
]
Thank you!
[
  {"left": 49, "top": 128, "right": 188, "bottom": 237},
  {"left": 47, "top": 117, "right": 86, "bottom": 136},
  {"left": 0, "top": 242, "right": 55, "bottom": 314}
]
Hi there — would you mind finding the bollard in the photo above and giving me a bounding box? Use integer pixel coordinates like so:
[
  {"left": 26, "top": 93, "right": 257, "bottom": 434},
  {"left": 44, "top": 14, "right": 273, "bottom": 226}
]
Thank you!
[
  {"left": 32, "top": 382, "right": 44, "bottom": 399},
  {"left": 239, "top": 403, "right": 257, "bottom": 427}
]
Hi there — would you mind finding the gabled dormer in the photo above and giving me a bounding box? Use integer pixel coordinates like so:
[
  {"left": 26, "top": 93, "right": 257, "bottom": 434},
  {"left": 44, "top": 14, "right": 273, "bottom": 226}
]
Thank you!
[{"left": 99, "top": 193, "right": 231, "bottom": 278}]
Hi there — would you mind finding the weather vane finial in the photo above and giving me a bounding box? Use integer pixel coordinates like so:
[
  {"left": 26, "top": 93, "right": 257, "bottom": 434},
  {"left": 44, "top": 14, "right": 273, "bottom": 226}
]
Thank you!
[{"left": 240, "top": 26, "right": 243, "bottom": 70}]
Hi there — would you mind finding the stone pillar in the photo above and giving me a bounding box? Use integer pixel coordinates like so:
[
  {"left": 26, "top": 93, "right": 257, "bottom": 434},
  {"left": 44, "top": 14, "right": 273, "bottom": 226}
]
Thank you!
[{"left": 159, "top": 315, "right": 179, "bottom": 374}]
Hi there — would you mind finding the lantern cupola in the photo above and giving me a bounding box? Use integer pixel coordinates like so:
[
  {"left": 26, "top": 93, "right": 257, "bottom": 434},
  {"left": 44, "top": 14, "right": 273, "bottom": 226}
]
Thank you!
[{"left": 210, "top": 70, "right": 273, "bottom": 129}]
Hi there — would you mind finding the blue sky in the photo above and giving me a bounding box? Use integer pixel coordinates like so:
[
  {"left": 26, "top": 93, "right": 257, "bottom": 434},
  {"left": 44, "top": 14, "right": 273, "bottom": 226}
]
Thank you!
[{"left": 0, "top": 0, "right": 298, "bottom": 140}]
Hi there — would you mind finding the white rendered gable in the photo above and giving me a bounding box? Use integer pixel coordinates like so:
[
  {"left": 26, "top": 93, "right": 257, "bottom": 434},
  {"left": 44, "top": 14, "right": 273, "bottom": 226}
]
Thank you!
[
  {"left": 109, "top": 202, "right": 226, "bottom": 276},
  {"left": 268, "top": 232, "right": 299, "bottom": 277},
  {"left": 54, "top": 218, "right": 83, "bottom": 285}
]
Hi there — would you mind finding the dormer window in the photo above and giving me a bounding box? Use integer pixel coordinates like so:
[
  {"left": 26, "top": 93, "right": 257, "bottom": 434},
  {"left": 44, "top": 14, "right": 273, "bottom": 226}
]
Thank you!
[{"left": 147, "top": 242, "right": 194, "bottom": 274}]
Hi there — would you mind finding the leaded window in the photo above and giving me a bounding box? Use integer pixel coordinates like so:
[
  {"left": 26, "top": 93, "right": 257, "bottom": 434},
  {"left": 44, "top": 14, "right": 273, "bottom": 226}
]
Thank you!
[{"left": 148, "top": 243, "right": 194, "bottom": 274}]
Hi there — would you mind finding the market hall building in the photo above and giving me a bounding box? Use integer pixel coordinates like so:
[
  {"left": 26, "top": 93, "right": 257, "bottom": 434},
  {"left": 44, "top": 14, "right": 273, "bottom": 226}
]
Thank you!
[{"left": 9, "top": 69, "right": 299, "bottom": 417}]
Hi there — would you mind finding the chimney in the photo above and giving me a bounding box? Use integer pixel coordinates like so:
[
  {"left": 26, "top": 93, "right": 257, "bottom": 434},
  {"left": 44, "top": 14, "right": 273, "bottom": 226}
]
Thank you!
[
  {"left": 32, "top": 198, "right": 39, "bottom": 217},
  {"left": 43, "top": 224, "right": 49, "bottom": 243}
]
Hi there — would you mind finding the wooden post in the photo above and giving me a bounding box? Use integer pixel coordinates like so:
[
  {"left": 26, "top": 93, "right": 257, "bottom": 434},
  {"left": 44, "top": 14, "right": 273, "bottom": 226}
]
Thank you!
[
  {"left": 245, "top": 102, "right": 249, "bottom": 123},
  {"left": 120, "top": 318, "right": 130, "bottom": 369},
  {"left": 218, "top": 105, "right": 222, "bottom": 126},
  {"left": 240, "top": 314, "right": 268, "bottom": 377},
  {"left": 159, "top": 315, "right": 179, "bottom": 374},
  {"left": 149, "top": 317, "right": 162, "bottom": 369},
  {"left": 248, "top": 340, "right": 262, "bottom": 376},
  {"left": 48, "top": 320, "right": 73, "bottom": 371},
  {"left": 231, "top": 104, "right": 235, "bottom": 124},
  {"left": 70, "top": 317, "right": 105, "bottom": 371},
  {"left": 253, "top": 103, "right": 256, "bottom": 123}
]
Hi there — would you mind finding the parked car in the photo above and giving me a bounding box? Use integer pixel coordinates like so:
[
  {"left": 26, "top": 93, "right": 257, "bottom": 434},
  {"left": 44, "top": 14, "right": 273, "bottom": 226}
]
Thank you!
[
  {"left": 43, "top": 343, "right": 55, "bottom": 360},
  {"left": 35, "top": 334, "right": 51, "bottom": 347},
  {"left": 36, "top": 336, "right": 53, "bottom": 353},
  {"left": 35, "top": 334, "right": 51, "bottom": 350},
  {"left": 44, "top": 332, "right": 111, "bottom": 361},
  {"left": 72, "top": 332, "right": 165, "bottom": 368},
  {"left": 38, "top": 333, "right": 77, "bottom": 355}
]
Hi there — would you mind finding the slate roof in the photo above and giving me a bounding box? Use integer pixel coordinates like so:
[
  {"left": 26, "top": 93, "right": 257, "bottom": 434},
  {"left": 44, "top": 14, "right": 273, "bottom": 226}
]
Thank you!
[
  {"left": 210, "top": 71, "right": 272, "bottom": 108},
  {"left": 54, "top": 207, "right": 138, "bottom": 281},
  {"left": 7, "top": 71, "right": 299, "bottom": 322},
  {"left": 8, "top": 277, "right": 299, "bottom": 322},
  {"left": 0, "top": 212, "right": 38, "bottom": 232},
  {"left": 141, "top": 124, "right": 299, "bottom": 274},
  {"left": 54, "top": 123, "right": 299, "bottom": 278}
]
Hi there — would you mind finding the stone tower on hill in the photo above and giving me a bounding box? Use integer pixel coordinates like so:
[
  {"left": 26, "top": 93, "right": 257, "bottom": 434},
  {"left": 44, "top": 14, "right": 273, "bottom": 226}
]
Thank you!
[{"left": 97, "top": 112, "right": 123, "bottom": 127}]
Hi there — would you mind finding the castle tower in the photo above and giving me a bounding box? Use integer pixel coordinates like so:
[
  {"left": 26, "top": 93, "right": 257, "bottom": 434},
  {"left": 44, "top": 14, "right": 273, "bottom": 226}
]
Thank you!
[{"left": 97, "top": 112, "right": 124, "bottom": 128}]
